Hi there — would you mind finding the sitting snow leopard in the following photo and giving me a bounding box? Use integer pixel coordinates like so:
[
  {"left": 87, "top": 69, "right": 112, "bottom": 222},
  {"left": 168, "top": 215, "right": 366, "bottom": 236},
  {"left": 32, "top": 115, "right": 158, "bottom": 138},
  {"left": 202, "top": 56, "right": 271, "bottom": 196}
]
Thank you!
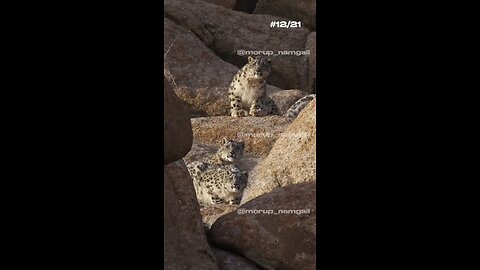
[
  {"left": 190, "top": 164, "right": 248, "bottom": 205},
  {"left": 228, "top": 56, "right": 279, "bottom": 117},
  {"left": 229, "top": 56, "right": 315, "bottom": 119},
  {"left": 186, "top": 138, "right": 248, "bottom": 205}
]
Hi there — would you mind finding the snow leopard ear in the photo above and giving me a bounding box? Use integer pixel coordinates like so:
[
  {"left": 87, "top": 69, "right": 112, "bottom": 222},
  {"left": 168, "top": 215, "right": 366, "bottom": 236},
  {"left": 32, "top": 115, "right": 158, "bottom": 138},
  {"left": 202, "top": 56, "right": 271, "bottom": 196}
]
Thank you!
[
  {"left": 248, "top": 56, "right": 254, "bottom": 63},
  {"left": 222, "top": 137, "right": 229, "bottom": 144}
]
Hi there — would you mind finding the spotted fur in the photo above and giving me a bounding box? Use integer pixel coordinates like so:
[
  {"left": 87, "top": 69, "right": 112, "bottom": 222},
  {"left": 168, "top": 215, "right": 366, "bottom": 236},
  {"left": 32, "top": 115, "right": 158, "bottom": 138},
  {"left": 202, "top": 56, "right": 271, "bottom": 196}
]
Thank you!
[
  {"left": 186, "top": 138, "right": 247, "bottom": 205},
  {"left": 189, "top": 164, "right": 248, "bottom": 205},
  {"left": 212, "top": 138, "right": 245, "bottom": 165},
  {"left": 283, "top": 94, "right": 316, "bottom": 119},
  {"left": 228, "top": 56, "right": 279, "bottom": 117},
  {"left": 228, "top": 56, "right": 314, "bottom": 119}
]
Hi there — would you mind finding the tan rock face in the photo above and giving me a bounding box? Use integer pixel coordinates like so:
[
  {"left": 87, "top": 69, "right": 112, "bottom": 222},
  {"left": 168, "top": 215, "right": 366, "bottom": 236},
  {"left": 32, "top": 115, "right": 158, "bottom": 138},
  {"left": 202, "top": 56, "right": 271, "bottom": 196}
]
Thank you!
[
  {"left": 164, "top": 17, "right": 281, "bottom": 117},
  {"left": 163, "top": 76, "right": 193, "bottom": 164},
  {"left": 241, "top": 99, "right": 316, "bottom": 203},
  {"left": 164, "top": 0, "right": 310, "bottom": 91},
  {"left": 164, "top": 160, "right": 219, "bottom": 270},
  {"left": 208, "top": 182, "right": 317, "bottom": 270},
  {"left": 212, "top": 248, "right": 261, "bottom": 270},
  {"left": 254, "top": 0, "right": 316, "bottom": 31},
  {"left": 305, "top": 32, "right": 316, "bottom": 93},
  {"left": 191, "top": 116, "right": 292, "bottom": 157}
]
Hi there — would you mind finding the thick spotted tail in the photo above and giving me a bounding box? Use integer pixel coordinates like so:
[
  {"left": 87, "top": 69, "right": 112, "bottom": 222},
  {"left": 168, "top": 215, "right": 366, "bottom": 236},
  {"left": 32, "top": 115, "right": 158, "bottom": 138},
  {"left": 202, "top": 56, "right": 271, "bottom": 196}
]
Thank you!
[{"left": 283, "top": 94, "right": 316, "bottom": 119}]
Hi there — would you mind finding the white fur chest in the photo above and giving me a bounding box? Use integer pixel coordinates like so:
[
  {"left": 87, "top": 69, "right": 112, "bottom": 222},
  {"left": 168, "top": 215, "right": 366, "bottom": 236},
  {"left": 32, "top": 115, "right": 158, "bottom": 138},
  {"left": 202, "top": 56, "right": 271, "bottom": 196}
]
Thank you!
[{"left": 231, "top": 80, "right": 265, "bottom": 107}]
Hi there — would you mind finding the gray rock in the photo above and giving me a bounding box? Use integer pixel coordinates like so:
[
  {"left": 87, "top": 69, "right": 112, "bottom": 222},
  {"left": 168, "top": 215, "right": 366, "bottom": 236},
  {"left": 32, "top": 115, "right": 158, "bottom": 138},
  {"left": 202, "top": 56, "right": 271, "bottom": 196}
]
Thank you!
[
  {"left": 305, "top": 32, "right": 316, "bottom": 93},
  {"left": 163, "top": 75, "right": 193, "bottom": 164},
  {"left": 164, "top": 0, "right": 310, "bottom": 91},
  {"left": 164, "top": 17, "right": 281, "bottom": 117},
  {"left": 164, "top": 160, "right": 219, "bottom": 270},
  {"left": 201, "top": 0, "right": 237, "bottom": 9},
  {"left": 212, "top": 247, "right": 261, "bottom": 270},
  {"left": 254, "top": 0, "right": 316, "bottom": 31}
]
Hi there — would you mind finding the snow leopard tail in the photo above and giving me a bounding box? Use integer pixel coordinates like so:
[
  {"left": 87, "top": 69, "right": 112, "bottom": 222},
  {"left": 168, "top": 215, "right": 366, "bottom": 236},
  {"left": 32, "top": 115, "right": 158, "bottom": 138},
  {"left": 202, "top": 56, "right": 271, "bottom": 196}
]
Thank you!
[{"left": 283, "top": 94, "right": 316, "bottom": 119}]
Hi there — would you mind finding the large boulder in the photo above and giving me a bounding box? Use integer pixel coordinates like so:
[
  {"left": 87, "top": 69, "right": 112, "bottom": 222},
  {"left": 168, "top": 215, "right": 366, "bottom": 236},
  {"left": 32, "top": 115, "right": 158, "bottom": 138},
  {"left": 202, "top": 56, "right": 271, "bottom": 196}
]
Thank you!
[
  {"left": 164, "top": 17, "right": 281, "bottom": 117},
  {"left": 201, "top": 0, "right": 237, "bottom": 9},
  {"left": 232, "top": 0, "right": 258, "bottom": 13},
  {"left": 241, "top": 98, "right": 316, "bottom": 203},
  {"left": 164, "top": 160, "right": 219, "bottom": 270},
  {"left": 305, "top": 32, "right": 316, "bottom": 93},
  {"left": 253, "top": 0, "right": 316, "bottom": 31},
  {"left": 164, "top": 0, "right": 310, "bottom": 91},
  {"left": 163, "top": 76, "right": 193, "bottom": 164},
  {"left": 212, "top": 248, "right": 261, "bottom": 270},
  {"left": 191, "top": 116, "right": 292, "bottom": 157},
  {"left": 208, "top": 182, "right": 317, "bottom": 270}
]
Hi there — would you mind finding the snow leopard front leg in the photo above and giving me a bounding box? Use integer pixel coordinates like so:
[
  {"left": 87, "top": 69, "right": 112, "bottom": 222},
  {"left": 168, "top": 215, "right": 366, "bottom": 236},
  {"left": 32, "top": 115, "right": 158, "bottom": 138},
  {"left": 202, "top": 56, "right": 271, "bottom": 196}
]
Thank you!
[
  {"left": 228, "top": 198, "right": 241, "bottom": 205},
  {"left": 249, "top": 96, "right": 266, "bottom": 116},
  {"left": 229, "top": 91, "right": 248, "bottom": 117},
  {"left": 210, "top": 195, "right": 223, "bottom": 204}
]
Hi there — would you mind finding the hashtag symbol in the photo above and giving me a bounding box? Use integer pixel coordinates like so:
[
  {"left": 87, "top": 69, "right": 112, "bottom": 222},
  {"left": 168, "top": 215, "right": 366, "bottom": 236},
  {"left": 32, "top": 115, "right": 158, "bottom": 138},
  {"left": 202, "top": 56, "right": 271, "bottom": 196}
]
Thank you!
[{"left": 270, "top": 21, "right": 275, "bottom": 27}]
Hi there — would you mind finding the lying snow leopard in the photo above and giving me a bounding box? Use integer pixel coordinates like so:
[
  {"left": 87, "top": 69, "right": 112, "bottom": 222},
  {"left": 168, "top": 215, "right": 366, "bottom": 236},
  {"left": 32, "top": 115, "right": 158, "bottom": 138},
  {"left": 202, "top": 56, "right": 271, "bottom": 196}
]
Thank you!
[
  {"left": 186, "top": 138, "right": 248, "bottom": 205},
  {"left": 209, "top": 138, "right": 245, "bottom": 165},
  {"left": 188, "top": 138, "right": 245, "bottom": 173},
  {"left": 228, "top": 56, "right": 315, "bottom": 119},
  {"left": 190, "top": 164, "right": 248, "bottom": 205}
]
